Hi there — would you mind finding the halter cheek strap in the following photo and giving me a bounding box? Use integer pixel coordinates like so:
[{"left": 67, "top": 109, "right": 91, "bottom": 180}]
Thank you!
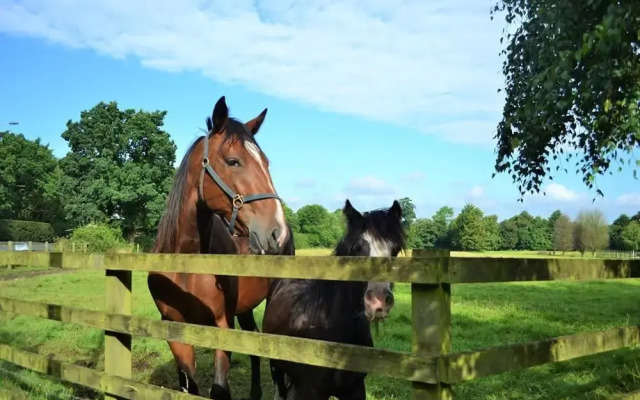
[{"left": 198, "top": 130, "right": 281, "bottom": 236}]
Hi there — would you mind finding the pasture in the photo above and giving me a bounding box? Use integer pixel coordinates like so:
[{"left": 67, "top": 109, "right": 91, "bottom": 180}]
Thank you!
[{"left": 0, "top": 249, "right": 639, "bottom": 399}]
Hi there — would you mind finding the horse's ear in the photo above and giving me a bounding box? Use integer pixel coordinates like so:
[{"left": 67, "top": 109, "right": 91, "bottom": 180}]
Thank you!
[
  {"left": 390, "top": 199, "right": 403, "bottom": 220},
  {"left": 211, "top": 96, "right": 228, "bottom": 133},
  {"left": 343, "top": 199, "right": 362, "bottom": 224},
  {"left": 245, "top": 108, "right": 268, "bottom": 135}
]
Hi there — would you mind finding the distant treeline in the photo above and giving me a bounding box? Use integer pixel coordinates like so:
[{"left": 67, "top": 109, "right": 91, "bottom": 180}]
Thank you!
[{"left": 1, "top": 102, "right": 638, "bottom": 252}]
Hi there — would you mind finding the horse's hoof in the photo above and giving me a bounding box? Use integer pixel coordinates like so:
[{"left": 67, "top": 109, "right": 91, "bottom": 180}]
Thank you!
[{"left": 210, "top": 384, "right": 232, "bottom": 400}]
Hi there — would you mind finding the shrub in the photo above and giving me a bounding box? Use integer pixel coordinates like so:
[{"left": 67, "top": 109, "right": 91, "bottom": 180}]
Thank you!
[
  {"left": 0, "top": 219, "right": 56, "bottom": 242},
  {"left": 293, "top": 232, "right": 312, "bottom": 249},
  {"left": 69, "top": 223, "right": 128, "bottom": 253}
]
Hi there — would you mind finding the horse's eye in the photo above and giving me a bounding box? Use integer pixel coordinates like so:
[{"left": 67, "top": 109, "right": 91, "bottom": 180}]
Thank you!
[{"left": 225, "top": 158, "right": 241, "bottom": 167}]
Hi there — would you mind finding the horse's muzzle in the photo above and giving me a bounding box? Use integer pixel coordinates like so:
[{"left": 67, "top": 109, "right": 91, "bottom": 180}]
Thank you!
[{"left": 249, "top": 228, "right": 281, "bottom": 255}]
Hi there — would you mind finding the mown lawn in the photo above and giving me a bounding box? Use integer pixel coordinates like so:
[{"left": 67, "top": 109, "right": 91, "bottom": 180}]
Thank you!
[{"left": 0, "top": 250, "right": 639, "bottom": 399}]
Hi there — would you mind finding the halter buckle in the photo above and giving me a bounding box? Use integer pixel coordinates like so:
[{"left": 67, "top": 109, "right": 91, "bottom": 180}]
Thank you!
[
  {"left": 232, "top": 194, "right": 245, "bottom": 209},
  {"left": 202, "top": 157, "right": 210, "bottom": 167}
]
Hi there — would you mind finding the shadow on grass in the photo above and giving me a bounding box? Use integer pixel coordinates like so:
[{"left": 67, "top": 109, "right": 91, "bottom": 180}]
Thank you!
[
  {"left": 0, "top": 360, "right": 100, "bottom": 400},
  {"left": 147, "top": 344, "right": 272, "bottom": 400},
  {"left": 0, "top": 316, "right": 106, "bottom": 400}
]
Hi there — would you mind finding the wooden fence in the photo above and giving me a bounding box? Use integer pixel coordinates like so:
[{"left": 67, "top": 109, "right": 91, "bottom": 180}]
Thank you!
[
  {"left": 0, "top": 249, "right": 639, "bottom": 399},
  {"left": 0, "top": 241, "right": 89, "bottom": 253}
]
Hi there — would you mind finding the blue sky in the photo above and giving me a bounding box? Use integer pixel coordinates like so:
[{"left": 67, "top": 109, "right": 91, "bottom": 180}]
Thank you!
[{"left": 0, "top": 0, "right": 638, "bottom": 222}]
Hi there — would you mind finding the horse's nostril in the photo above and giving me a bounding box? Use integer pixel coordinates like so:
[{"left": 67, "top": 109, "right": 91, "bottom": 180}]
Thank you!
[{"left": 271, "top": 227, "right": 280, "bottom": 241}]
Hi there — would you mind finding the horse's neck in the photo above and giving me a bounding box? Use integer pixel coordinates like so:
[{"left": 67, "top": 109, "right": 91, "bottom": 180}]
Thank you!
[
  {"left": 173, "top": 195, "right": 201, "bottom": 254},
  {"left": 312, "top": 280, "right": 367, "bottom": 316}
]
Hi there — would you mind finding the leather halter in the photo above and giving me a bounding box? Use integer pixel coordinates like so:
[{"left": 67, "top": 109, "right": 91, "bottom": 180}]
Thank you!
[{"left": 198, "top": 129, "right": 281, "bottom": 236}]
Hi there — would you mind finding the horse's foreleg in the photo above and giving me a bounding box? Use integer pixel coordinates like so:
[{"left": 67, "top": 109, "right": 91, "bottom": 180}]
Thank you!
[
  {"left": 269, "top": 362, "right": 289, "bottom": 400},
  {"left": 336, "top": 377, "right": 366, "bottom": 400},
  {"left": 167, "top": 340, "right": 200, "bottom": 395},
  {"left": 237, "top": 311, "right": 262, "bottom": 400},
  {"left": 210, "top": 314, "right": 234, "bottom": 400}
]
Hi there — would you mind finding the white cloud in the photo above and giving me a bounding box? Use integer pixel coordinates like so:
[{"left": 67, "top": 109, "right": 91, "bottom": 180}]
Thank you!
[
  {"left": 535, "top": 183, "right": 580, "bottom": 202},
  {"left": 0, "top": 0, "right": 507, "bottom": 145},
  {"left": 468, "top": 185, "right": 484, "bottom": 197},
  {"left": 346, "top": 175, "right": 394, "bottom": 195},
  {"left": 616, "top": 193, "right": 640, "bottom": 206}
]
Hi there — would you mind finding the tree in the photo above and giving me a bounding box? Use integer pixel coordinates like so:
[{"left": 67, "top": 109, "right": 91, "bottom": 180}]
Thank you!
[
  {"left": 432, "top": 206, "right": 454, "bottom": 248},
  {"left": 609, "top": 214, "right": 632, "bottom": 250},
  {"left": 449, "top": 204, "right": 487, "bottom": 251},
  {"left": 499, "top": 219, "right": 518, "bottom": 250},
  {"left": 553, "top": 214, "right": 574, "bottom": 254},
  {"left": 282, "top": 201, "right": 299, "bottom": 232},
  {"left": 0, "top": 131, "right": 65, "bottom": 223},
  {"left": 548, "top": 210, "right": 562, "bottom": 231},
  {"left": 408, "top": 218, "right": 437, "bottom": 249},
  {"left": 575, "top": 209, "right": 609, "bottom": 256},
  {"left": 296, "top": 204, "right": 342, "bottom": 248},
  {"left": 398, "top": 197, "right": 416, "bottom": 229},
  {"left": 59, "top": 101, "right": 177, "bottom": 242},
  {"left": 508, "top": 212, "right": 552, "bottom": 251},
  {"left": 482, "top": 215, "right": 503, "bottom": 251},
  {"left": 490, "top": 1, "right": 640, "bottom": 198},
  {"left": 621, "top": 221, "right": 640, "bottom": 251}
]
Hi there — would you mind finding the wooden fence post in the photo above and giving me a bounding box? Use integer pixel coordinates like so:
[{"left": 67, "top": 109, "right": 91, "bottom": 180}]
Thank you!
[
  {"left": 105, "top": 267, "right": 132, "bottom": 400},
  {"left": 45, "top": 241, "right": 49, "bottom": 252},
  {"left": 84, "top": 243, "right": 88, "bottom": 253},
  {"left": 7, "top": 241, "right": 13, "bottom": 270},
  {"left": 28, "top": 241, "right": 33, "bottom": 251},
  {"left": 411, "top": 249, "right": 452, "bottom": 400},
  {"left": 72, "top": 241, "right": 76, "bottom": 253}
]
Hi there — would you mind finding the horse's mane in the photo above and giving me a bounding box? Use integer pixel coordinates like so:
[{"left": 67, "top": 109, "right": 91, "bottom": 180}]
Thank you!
[
  {"left": 153, "top": 136, "right": 204, "bottom": 253},
  {"left": 153, "top": 117, "right": 266, "bottom": 254}
]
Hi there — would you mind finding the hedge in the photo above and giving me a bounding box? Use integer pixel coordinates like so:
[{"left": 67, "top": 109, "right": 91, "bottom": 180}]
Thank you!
[{"left": 0, "top": 219, "right": 57, "bottom": 242}]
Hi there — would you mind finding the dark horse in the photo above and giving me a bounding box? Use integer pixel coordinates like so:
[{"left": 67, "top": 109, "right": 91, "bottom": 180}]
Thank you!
[
  {"left": 147, "top": 96, "right": 295, "bottom": 400},
  {"left": 262, "top": 199, "right": 406, "bottom": 400}
]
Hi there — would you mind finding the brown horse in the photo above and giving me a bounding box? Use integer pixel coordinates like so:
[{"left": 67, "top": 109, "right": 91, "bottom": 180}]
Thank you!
[{"left": 147, "top": 96, "right": 295, "bottom": 400}]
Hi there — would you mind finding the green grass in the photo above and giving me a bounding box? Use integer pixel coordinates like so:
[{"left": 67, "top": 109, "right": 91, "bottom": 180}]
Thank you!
[{"left": 1, "top": 252, "right": 640, "bottom": 399}]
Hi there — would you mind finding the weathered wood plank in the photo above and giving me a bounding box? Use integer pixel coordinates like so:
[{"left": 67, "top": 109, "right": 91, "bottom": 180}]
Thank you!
[
  {"left": 443, "top": 325, "right": 640, "bottom": 383},
  {"left": 105, "top": 269, "right": 132, "bottom": 400},
  {"left": 0, "top": 297, "right": 437, "bottom": 383},
  {"left": 449, "top": 257, "right": 640, "bottom": 283},
  {"left": 0, "top": 251, "right": 51, "bottom": 268},
  {"left": 411, "top": 250, "right": 453, "bottom": 400},
  {"left": 0, "top": 344, "right": 209, "bottom": 399},
  {"left": 62, "top": 252, "right": 445, "bottom": 283},
  {"left": 1, "top": 252, "right": 639, "bottom": 284}
]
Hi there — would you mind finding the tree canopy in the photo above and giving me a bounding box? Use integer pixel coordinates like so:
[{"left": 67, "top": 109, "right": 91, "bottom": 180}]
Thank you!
[
  {"left": 59, "top": 101, "right": 177, "bottom": 242},
  {"left": 491, "top": 1, "right": 640, "bottom": 198},
  {"left": 574, "top": 209, "right": 610, "bottom": 256},
  {"left": 0, "top": 131, "right": 64, "bottom": 223}
]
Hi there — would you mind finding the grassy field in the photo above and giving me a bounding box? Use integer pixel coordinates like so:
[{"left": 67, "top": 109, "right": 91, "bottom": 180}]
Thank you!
[{"left": 1, "top": 250, "right": 640, "bottom": 399}]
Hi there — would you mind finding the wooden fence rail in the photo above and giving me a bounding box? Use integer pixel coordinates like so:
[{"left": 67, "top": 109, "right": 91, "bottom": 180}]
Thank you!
[{"left": 0, "top": 249, "right": 639, "bottom": 400}]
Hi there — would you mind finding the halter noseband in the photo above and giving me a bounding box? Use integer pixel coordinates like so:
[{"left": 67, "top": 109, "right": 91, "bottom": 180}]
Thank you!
[{"left": 198, "top": 129, "right": 281, "bottom": 236}]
